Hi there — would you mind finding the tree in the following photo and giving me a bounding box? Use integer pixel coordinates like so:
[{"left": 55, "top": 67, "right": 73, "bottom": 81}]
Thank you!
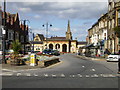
[{"left": 11, "top": 40, "right": 22, "bottom": 65}]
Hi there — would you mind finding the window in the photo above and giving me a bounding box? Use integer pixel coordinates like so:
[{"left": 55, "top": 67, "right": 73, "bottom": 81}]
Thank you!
[
  {"left": 0, "top": 43, "right": 2, "bottom": 50},
  {"left": 118, "top": 10, "right": 120, "bottom": 26},
  {"left": 21, "top": 36, "right": 24, "bottom": 42},
  {"left": 8, "top": 32, "right": 13, "bottom": 40}
]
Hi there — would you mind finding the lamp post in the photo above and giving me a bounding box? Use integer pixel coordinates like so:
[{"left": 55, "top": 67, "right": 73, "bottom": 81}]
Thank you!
[
  {"left": 2, "top": 0, "right": 7, "bottom": 64},
  {"left": 42, "top": 22, "right": 52, "bottom": 49},
  {"left": 2, "top": 27, "right": 6, "bottom": 64}
]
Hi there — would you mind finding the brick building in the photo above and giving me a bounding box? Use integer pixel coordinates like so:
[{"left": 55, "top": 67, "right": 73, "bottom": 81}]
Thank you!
[{"left": 2, "top": 11, "right": 29, "bottom": 51}]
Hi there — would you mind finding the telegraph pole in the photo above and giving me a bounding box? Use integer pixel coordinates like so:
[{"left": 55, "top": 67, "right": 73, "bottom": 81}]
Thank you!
[{"left": 2, "top": 0, "right": 7, "bottom": 64}]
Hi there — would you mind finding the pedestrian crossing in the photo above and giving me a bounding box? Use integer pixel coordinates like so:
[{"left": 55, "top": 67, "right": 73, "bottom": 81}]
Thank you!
[{"left": 1, "top": 72, "right": 120, "bottom": 78}]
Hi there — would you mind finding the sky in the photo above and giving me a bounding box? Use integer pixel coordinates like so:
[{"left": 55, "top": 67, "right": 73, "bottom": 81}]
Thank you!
[{"left": 1, "top": 1, "right": 108, "bottom": 41}]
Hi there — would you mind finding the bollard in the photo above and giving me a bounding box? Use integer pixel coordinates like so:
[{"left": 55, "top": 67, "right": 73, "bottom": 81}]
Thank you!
[{"left": 30, "top": 53, "right": 37, "bottom": 66}]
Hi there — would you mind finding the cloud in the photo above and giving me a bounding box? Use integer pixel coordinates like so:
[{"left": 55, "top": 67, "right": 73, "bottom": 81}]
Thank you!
[
  {"left": 34, "top": 15, "right": 41, "bottom": 19},
  {"left": 50, "top": 27, "right": 62, "bottom": 31},
  {"left": 18, "top": 7, "right": 31, "bottom": 12},
  {"left": 7, "top": 2, "right": 107, "bottom": 20},
  {"left": 5, "top": 2, "right": 108, "bottom": 41}
]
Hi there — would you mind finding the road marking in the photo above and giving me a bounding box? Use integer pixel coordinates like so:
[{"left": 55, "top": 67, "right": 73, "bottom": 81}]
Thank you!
[
  {"left": 1, "top": 73, "right": 13, "bottom": 76},
  {"left": 91, "top": 69, "right": 96, "bottom": 72},
  {"left": 77, "top": 74, "right": 82, "bottom": 77},
  {"left": 17, "top": 73, "right": 22, "bottom": 76},
  {"left": 44, "top": 74, "right": 48, "bottom": 77},
  {"left": 34, "top": 74, "right": 38, "bottom": 76},
  {"left": 52, "top": 74, "right": 57, "bottom": 77},
  {"left": 85, "top": 75, "right": 90, "bottom": 77},
  {"left": 91, "top": 74, "right": 99, "bottom": 77},
  {"left": 82, "top": 66, "right": 85, "bottom": 68},
  {"left": 70, "top": 75, "right": 75, "bottom": 78},
  {"left": 2, "top": 69, "right": 16, "bottom": 72},
  {"left": 61, "top": 74, "right": 65, "bottom": 77},
  {"left": 26, "top": 73, "right": 31, "bottom": 77}
]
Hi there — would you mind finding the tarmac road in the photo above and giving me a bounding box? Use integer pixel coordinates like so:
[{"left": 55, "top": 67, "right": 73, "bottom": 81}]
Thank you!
[{"left": 2, "top": 54, "right": 120, "bottom": 88}]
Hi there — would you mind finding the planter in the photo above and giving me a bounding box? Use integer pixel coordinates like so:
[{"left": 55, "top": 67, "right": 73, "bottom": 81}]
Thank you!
[{"left": 38, "top": 58, "right": 60, "bottom": 68}]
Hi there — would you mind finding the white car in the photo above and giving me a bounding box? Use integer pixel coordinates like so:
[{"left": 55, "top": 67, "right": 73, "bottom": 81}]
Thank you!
[{"left": 106, "top": 54, "right": 120, "bottom": 62}]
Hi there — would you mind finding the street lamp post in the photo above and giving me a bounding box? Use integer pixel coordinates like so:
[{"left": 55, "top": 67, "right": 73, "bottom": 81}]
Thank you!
[
  {"left": 42, "top": 22, "right": 52, "bottom": 49},
  {"left": 2, "top": 0, "right": 7, "bottom": 64},
  {"left": 2, "top": 27, "right": 6, "bottom": 64}
]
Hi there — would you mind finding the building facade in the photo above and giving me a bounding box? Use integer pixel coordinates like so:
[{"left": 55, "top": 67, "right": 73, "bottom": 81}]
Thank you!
[
  {"left": 31, "top": 20, "right": 86, "bottom": 53},
  {"left": 107, "top": 1, "right": 120, "bottom": 54},
  {"left": 87, "top": 13, "right": 108, "bottom": 56},
  {"left": 2, "top": 11, "right": 29, "bottom": 51},
  {"left": 87, "top": 0, "right": 120, "bottom": 56}
]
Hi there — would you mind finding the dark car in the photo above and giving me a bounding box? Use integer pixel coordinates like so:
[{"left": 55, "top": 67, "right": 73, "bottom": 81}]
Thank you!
[
  {"left": 51, "top": 50, "right": 60, "bottom": 56},
  {"left": 42, "top": 49, "right": 53, "bottom": 55}
]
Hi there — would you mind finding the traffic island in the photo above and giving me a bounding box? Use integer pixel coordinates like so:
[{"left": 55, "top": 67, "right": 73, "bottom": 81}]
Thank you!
[
  {"left": 38, "top": 58, "right": 60, "bottom": 68},
  {"left": 2, "top": 58, "right": 60, "bottom": 71}
]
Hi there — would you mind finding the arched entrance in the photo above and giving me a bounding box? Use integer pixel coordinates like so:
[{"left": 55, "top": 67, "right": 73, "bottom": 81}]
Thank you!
[
  {"left": 49, "top": 44, "right": 53, "bottom": 49},
  {"left": 55, "top": 44, "right": 60, "bottom": 50},
  {"left": 62, "top": 44, "right": 67, "bottom": 52}
]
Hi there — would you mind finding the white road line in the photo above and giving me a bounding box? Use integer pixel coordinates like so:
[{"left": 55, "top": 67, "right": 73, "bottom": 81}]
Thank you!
[
  {"left": 85, "top": 75, "right": 90, "bottom": 77},
  {"left": 82, "top": 66, "right": 85, "bottom": 68},
  {"left": 70, "top": 75, "right": 75, "bottom": 77},
  {"left": 44, "top": 74, "right": 48, "bottom": 77},
  {"left": 91, "top": 74, "right": 99, "bottom": 77},
  {"left": 52, "top": 74, "right": 57, "bottom": 77},
  {"left": 108, "top": 74, "right": 116, "bottom": 77},
  {"left": 34, "top": 74, "right": 38, "bottom": 76},
  {"left": 61, "top": 74, "right": 65, "bottom": 77},
  {"left": 0, "top": 73, "right": 13, "bottom": 76},
  {"left": 2, "top": 69, "right": 16, "bottom": 72},
  {"left": 17, "top": 73, "right": 22, "bottom": 76},
  {"left": 91, "top": 69, "right": 96, "bottom": 72},
  {"left": 77, "top": 74, "right": 82, "bottom": 77},
  {"left": 26, "top": 73, "right": 31, "bottom": 77}
]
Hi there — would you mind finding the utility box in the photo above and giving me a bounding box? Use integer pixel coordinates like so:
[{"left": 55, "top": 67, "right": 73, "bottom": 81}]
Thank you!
[{"left": 30, "top": 53, "right": 36, "bottom": 66}]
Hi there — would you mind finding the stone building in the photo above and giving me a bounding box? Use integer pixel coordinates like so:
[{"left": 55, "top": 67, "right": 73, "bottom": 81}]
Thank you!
[
  {"left": 107, "top": 1, "right": 120, "bottom": 53},
  {"left": 31, "top": 20, "right": 86, "bottom": 53},
  {"left": 87, "top": 0, "right": 120, "bottom": 56},
  {"left": 87, "top": 13, "right": 108, "bottom": 56}
]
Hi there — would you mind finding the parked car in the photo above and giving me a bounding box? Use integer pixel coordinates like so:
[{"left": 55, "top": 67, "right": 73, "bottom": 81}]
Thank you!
[
  {"left": 106, "top": 53, "right": 120, "bottom": 62},
  {"left": 51, "top": 50, "right": 60, "bottom": 56},
  {"left": 42, "top": 49, "right": 53, "bottom": 55}
]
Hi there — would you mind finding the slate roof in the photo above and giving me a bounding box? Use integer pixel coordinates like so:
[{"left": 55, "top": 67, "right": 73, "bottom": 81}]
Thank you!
[
  {"left": 30, "top": 41, "right": 43, "bottom": 44},
  {"left": 37, "top": 34, "right": 45, "bottom": 41},
  {"left": 47, "top": 37, "right": 66, "bottom": 40},
  {"left": 78, "top": 41, "right": 87, "bottom": 45}
]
